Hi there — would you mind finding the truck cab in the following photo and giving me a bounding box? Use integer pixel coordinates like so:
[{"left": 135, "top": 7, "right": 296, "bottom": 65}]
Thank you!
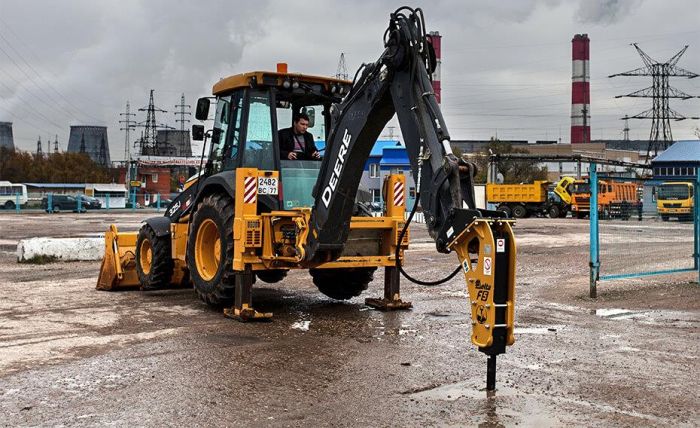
[{"left": 657, "top": 182, "right": 693, "bottom": 221}]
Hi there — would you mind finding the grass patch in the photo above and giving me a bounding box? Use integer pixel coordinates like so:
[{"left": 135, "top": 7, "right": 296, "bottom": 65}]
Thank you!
[{"left": 20, "top": 254, "right": 59, "bottom": 264}]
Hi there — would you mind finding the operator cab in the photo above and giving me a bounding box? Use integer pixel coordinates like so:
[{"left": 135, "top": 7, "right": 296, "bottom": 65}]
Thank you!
[{"left": 192, "top": 64, "right": 351, "bottom": 210}]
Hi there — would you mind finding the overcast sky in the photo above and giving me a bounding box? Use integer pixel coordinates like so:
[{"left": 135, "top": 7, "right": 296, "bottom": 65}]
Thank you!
[{"left": 1, "top": 0, "right": 699, "bottom": 159}]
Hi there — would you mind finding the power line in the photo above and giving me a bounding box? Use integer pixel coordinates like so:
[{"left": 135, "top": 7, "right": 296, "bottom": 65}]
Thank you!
[{"left": 0, "top": 31, "right": 102, "bottom": 123}]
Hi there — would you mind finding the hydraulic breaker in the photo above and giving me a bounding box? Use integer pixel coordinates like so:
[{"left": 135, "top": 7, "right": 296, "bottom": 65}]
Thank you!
[{"left": 448, "top": 218, "right": 516, "bottom": 391}]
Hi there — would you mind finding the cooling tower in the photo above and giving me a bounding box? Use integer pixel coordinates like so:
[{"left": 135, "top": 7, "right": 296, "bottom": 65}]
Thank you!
[
  {"left": 67, "top": 125, "right": 111, "bottom": 166},
  {"left": 155, "top": 130, "right": 192, "bottom": 157},
  {"left": 0, "top": 122, "right": 14, "bottom": 150}
]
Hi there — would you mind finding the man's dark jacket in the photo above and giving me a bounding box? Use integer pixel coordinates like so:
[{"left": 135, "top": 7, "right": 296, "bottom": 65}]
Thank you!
[{"left": 278, "top": 128, "right": 319, "bottom": 160}]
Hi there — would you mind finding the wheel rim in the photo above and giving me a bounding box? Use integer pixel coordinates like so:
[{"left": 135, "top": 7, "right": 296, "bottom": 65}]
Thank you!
[
  {"left": 140, "top": 238, "right": 152, "bottom": 275},
  {"left": 195, "top": 218, "right": 221, "bottom": 281}
]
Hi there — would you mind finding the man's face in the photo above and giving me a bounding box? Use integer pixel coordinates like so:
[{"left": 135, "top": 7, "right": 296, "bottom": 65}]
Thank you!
[{"left": 293, "top": 118, "right": 309, "bottom": 134}]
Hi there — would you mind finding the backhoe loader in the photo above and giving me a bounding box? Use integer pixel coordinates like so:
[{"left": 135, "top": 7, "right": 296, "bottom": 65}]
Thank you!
[{"left": 97, "top": 6, "right": 516, "bottom": 390}]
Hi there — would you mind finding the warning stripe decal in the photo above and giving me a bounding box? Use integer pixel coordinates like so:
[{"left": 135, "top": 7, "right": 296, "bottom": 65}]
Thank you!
[
  {"left": 393, "top": 181, "right": 404, "bottom": 206},
  {"left": 243, "top": 176, "right": 257, "bottom": 204}
]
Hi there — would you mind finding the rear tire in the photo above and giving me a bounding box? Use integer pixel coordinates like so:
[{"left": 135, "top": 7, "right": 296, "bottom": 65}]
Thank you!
[
  {"left": 660, "top": 215, "right": 669, "bottom": 221},
  {"left": 496, "top": 204, "right": 512, "bottom": 218},
  {"left": 4, "top": 200, "right": 15, "bottom": 210},
  {"left": 136, "top": 224, "right": 174, "bottom": 289},
  {"left": 310, "top": 267, "right": 376, "bottom": 300},
  {"left": 511, "top": 204, "right": 527, "bottom": 219},
  {"left": 256, "top": 269, "right": 288, "bottom": 284},
  {"left": 187, "top": 193, "right": 236, "bottom": 306}
]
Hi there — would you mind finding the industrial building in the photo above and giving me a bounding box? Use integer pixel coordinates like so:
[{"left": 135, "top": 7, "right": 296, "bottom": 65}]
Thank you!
[{"left": 67, "top": 125, "right": 111, "bottom": 167}]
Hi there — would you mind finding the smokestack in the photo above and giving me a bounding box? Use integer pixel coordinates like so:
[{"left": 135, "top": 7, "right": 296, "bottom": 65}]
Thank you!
[
  {"left": 571, "top": 34, "right": 590, "bottom": 144},
  {"left": 428, "top": 31, "right": 442, "bottom": 104}
]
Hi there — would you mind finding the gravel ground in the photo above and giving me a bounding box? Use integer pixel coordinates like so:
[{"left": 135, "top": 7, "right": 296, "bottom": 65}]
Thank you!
[{"left": 0, "top": 212, "right": 698, "bottom": 427}]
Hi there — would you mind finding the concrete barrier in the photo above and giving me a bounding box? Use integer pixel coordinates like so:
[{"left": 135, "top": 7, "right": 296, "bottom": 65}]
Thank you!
[{"left": 17, "top": 237, "right": 104, "bottom": 262}]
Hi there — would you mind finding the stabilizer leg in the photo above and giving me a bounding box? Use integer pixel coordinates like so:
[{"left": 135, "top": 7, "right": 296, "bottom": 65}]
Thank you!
[
  {"left": 224, "top": 267, "right": 272, "bottom": 322},
  {"left": 365, "top": 266, "right": 412, "bottom": 311}
]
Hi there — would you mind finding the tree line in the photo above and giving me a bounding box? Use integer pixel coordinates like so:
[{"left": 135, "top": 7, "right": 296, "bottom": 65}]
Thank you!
[{"left": 0, "top": 147, "right": 112, "bottom": 183}]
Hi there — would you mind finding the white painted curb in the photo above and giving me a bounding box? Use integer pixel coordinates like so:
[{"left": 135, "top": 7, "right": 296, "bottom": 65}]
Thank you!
[{"left": 17, "top": 237, "right": 104, "bottom": 262}]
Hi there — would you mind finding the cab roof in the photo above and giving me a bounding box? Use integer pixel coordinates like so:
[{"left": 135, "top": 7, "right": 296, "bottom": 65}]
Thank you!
[{"left": 213, "top": 71, "right": 351, "bottom": 96}]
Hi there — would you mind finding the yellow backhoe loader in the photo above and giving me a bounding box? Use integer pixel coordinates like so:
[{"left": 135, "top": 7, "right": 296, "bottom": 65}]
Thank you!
[{"left": 97, "top": 6, "right": 516, "bottom": 390}]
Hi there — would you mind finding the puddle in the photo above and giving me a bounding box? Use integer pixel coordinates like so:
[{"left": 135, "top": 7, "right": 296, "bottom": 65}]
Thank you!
[
  {"left": 593, "top": 308, "right": 697, "bottom": 328},
  {"left": 410, "top": 381, "right": 561, "bottom": 426}
]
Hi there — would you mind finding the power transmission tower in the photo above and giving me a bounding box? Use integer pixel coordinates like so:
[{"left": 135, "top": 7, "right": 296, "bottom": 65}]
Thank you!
[
  {"left": 609, "top": 44, "right": 699, "bottom": 161},
  {"left": 336, "top": 52, "right": 348, "bottom": 80},
  {"left": 174, "top": 93, "right": 191, "bottom": 157},
  {"left": 622, "top": 115, "right": 630, "bottom": 141},
  {"left": 36, "top": 136, "right": 42, "bottom": 156},
  {"left": 174, "top": 93, "right": 191, "bottom": 132},
  {"left": 119, "top": 101, "right": 136, "bottom": 162},
  {"left": 53, "top": 135, "right": 59, "bottom": 153},
  {"left": 136, "top": 90, "right": 174, "bottom": 155}
]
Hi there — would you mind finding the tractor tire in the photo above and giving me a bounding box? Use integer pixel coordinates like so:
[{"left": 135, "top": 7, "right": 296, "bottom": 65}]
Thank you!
[
  {"left": 136, "top": 224, "right": 174, "bottom": 289},
  {"left": 511, "top": 204, "right": 527, "bottom": 219},
  {"left": 256, "top": 269, "right": 288, "bottom": 284},
  {"left": 310, "top": 267, "right": 377, "bottom": 300},
  {"left": 559, "top": 208, "right": 568, "bottom": 218},
  {"left": 548, "top": 205, "right": 561, "bottom": 219},
  {"left": 660, "top": 215, "right": 669, "bottom": 221},
  {"left": 187, "top": 193, "right": 236, "bottom": 307},
  {"left": 497, "top": 204, "right": 512, "bottom": 218}
]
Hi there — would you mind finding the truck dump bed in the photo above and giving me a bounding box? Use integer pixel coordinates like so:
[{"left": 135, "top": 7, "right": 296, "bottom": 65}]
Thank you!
[{"left": 486, "top": 181, "right": 549, "bottom": 204}]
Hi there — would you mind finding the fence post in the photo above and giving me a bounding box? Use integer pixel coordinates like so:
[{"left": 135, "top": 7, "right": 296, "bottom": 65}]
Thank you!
[
  {"left": 48, "top": 192, "right": 53, "bottom": 213},
  {"left": 589, "top": 162, "right": 599, "bottom": 298},
  {"left": 77, "top": 194, "right": 82, "bottom": 213},
  {"left": 15, "top": 192, "right": 20, "bottom": 213},
  {"left": 695, "top": 169, "right": 700, "bottom": 281},
  {"left": 156, "top": 193, "right": 161, "bottom": 212},
  {"left": 131, "top": 190, "right": 136, "bottom": 212},
  {"left": 106, "top": 193, "right": 110, "bottom": 211}
]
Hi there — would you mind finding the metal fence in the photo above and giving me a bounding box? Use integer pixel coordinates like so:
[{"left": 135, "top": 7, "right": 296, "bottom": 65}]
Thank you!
[
  {"left": 588, "top": 162, "right": 700, "bottom": 297},
  {"left": 0, "top": 192, "right": 181, "bottom": 214}
]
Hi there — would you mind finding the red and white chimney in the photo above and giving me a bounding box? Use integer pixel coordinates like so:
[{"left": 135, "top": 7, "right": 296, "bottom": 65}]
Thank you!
[
  {"left": 571, "top": 34, "right": 590, "bottom": 144},
  {"left": 427, "top": 31, "right": 442, "bottom": 104}
]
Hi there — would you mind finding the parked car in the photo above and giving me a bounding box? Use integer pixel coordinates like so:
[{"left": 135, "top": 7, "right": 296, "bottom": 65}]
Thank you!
[
  {"left": 41, "top": 195, "right": 87, "bottom": 213},
  {"left": 149, "top": 198, "right": 173, "bottom": 208},
  {"left": 77, "top": 195, "right": 102, "bottom": 209}
]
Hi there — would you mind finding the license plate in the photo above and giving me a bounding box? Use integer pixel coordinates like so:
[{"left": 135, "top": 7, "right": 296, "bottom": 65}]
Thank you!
[{"left": 257, "top": 177, "right": 278, "bottom": 195}]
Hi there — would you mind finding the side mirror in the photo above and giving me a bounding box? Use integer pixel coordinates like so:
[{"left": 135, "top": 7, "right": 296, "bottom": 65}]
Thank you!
[
  {"left": 192, "top": 124, "right": 204, "bottom": 141},
  {"left": 195, "top": 97, "right": 210, "bottom": 121},
  {"left": 303, "top": 107, "right": 315, "bottom": 128}
]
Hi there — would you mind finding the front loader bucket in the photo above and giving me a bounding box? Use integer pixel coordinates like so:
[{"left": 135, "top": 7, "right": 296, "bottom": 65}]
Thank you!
[{"left": 96, "top": 225, "right": 141, "bottom": 290}]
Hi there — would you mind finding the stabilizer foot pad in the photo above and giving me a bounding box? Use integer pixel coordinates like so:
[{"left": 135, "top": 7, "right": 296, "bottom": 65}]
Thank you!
[{"left": 223, "top": 307, "right": 273, "bottom": 322}]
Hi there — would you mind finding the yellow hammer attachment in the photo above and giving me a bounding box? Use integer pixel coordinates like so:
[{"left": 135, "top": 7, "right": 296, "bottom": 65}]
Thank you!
[
  {"left": 449, "top": 218, "right": 516, "bottom": 390},
  {"left": 96, "top": 224, "right": 140, "bottom": 290}
]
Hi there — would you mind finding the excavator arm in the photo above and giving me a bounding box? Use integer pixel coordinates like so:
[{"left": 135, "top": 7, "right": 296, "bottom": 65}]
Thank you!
[{"left": 307, "top": 6, "right": 516, "bottom": 390}]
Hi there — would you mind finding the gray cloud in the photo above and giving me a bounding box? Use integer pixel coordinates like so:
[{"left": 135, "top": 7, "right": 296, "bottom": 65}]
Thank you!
[{"left": 576, "top": 0, "right": 644, "bottom": 24}]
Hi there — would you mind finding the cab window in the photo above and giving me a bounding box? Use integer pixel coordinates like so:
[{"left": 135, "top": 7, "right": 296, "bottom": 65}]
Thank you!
[{"left": 242, "top": 90, "right": 275, "bottom": 171}]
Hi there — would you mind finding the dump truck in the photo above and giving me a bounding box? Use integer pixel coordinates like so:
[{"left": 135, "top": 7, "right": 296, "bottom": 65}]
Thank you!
[
  {"left": 96, "top": 6, "right": 517, "bottom": 390},
  {"left": 570, "top": 179, "right": 640, "bottom": 219},
  {"left": 487, "top": 177, "right": 575, "bottom": 218},
  {"left": 657, "top": 182, "right": 694, "bottom": 221}
]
